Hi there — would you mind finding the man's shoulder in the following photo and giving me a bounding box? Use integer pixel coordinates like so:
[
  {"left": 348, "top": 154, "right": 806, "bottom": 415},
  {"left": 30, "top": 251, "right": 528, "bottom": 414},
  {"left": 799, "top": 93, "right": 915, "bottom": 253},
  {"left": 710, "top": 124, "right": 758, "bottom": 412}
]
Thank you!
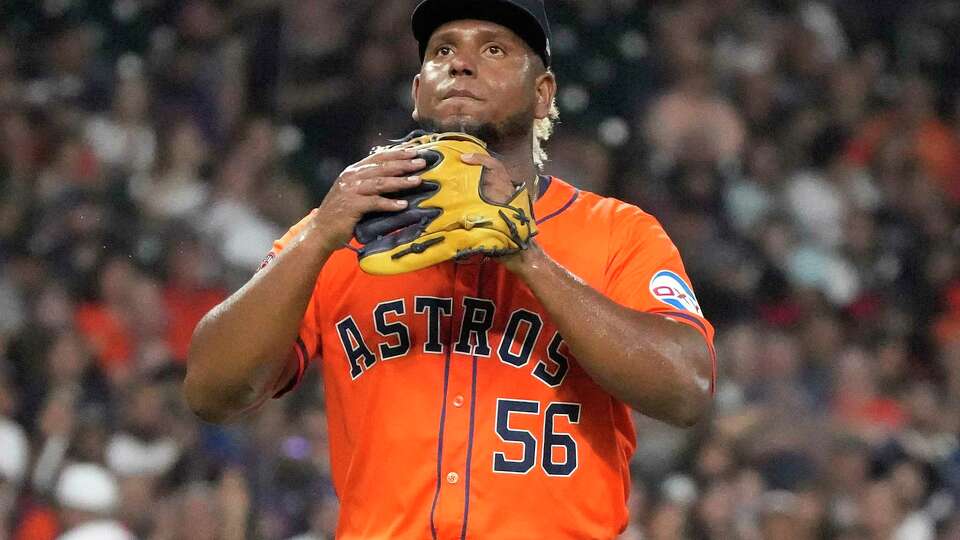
[{"left": 546, "top": 177, "right": 659, "bottom": 228}]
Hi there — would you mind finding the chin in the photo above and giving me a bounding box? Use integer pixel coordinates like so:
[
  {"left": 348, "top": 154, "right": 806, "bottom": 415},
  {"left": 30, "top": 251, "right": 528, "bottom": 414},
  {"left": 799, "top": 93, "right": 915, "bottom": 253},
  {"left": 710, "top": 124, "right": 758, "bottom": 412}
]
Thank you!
[
  {"left": 437, "top": 100, "right": 492, "bottom": 121},
  {"left": 422, "top": 114, "right": 487, "bottom": 136},
  {"left": 445, "top": 118, "right": 486, "bottom": 134},
  {"left": 419, "top": 109, "right": 524, "bottom": 147}
]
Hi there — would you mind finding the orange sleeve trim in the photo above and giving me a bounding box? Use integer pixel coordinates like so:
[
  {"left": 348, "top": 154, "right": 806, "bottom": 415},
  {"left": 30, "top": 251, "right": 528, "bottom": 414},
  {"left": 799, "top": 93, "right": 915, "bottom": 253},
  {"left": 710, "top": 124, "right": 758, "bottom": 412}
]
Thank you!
[
  {"left": 272, "top": 337, "right": 309, "bottom": 398},
  {"left": 294, "top": 337, "right": 308, "bottom": 382}
]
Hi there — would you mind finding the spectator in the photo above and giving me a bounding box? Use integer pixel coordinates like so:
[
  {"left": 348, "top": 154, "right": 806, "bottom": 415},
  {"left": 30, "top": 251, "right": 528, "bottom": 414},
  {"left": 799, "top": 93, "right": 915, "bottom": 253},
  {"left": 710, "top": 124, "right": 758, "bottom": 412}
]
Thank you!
[
  {"left": 0, "top": 413, "right": 29, "bottom": 534},
  {"left": 105, "top": 379, "right": 181, "bottom": 478},
  {"left": 848, "top": 75, "right": 960, "bottom": 204},
  {"left": 131, "top": 119, "right": 209, "bottom": 222},
  {"left": 54, "top": 463, "right": 133, "bottom": 540},
  {"left": 84, "top": 67, "right": 156, "bottom": 177}
]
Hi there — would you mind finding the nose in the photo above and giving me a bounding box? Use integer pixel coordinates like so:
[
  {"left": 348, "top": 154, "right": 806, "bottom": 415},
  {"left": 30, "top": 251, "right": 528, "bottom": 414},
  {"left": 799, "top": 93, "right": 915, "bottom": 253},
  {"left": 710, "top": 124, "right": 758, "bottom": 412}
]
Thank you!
[{"left": 448, "top": 51, "right": 476, "bottom": 77}]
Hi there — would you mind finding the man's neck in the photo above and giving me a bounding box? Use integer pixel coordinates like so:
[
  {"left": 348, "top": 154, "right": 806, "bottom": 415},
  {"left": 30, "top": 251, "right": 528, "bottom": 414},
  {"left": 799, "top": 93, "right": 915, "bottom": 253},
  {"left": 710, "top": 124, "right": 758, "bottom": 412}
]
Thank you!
[{"left": 490, "top": 139, "right": 540, "bottom": 200}]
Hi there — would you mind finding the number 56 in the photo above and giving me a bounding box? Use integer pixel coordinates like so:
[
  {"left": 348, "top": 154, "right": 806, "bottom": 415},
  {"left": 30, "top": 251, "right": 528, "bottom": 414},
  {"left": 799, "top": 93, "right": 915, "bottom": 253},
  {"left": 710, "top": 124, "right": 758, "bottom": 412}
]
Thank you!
[{"left": 493, "top": 399, "right": 581, "bottom": 477}]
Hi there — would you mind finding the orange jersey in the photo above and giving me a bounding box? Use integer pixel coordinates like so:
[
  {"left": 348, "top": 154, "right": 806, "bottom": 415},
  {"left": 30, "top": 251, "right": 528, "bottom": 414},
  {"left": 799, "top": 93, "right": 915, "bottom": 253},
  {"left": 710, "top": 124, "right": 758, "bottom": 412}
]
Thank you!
[{"left": 266, "top": 177, "right": 716, "bottom": 539}]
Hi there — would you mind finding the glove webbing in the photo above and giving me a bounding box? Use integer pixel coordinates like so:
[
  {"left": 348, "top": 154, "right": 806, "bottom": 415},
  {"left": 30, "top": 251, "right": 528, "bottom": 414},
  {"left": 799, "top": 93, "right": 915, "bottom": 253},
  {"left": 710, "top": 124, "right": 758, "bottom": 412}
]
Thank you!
[{"left": 499, "top": 208, "right": 533, "bottom": 249}]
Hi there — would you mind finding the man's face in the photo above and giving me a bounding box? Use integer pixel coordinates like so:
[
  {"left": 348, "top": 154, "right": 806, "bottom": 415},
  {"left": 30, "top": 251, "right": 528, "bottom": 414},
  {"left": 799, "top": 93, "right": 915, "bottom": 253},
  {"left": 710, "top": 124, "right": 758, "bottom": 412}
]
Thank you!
[{"left": 412, "top": 19, "right": 552, "bottom": 146}]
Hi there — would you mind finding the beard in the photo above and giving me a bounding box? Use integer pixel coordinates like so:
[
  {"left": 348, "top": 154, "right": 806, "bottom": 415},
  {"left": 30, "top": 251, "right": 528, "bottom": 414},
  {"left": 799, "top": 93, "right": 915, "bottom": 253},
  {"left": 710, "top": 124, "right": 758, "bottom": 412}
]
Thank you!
[{"left": 418, "top": 103, "right": 534, "bottom": 152}]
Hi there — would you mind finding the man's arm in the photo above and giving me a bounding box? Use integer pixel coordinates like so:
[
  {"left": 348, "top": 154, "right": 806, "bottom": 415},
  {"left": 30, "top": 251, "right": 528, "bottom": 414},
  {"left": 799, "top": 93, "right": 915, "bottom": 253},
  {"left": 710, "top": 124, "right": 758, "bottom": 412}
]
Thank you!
[
  {"left": 464, "top": 152, "right": 714, "bottom": 427},
  {"left": 184, "top": 148, "right": 426, "bottom": 423},
  {"left": 184, "top": 221, "right": 334, "bottom": 423},
  {"left": 500, "top": 244, "right": 714, "bottom": 427}
]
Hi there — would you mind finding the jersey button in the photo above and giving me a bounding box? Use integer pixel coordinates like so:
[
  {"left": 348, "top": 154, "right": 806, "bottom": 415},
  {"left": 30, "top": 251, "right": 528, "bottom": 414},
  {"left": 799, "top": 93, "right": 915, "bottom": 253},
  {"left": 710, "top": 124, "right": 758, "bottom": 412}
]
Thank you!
[
  {"left": 446, "top": 472, "right": 459, "bottom": 484},
  {"left": 453, "top": 395, "right": 464, "bottom": 408}
]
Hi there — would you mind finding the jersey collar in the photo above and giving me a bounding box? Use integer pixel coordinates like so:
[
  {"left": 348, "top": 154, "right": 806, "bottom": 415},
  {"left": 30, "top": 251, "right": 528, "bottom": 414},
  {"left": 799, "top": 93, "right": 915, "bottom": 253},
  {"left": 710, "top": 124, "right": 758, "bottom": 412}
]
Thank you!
[{"left": 533, "top": 176, "right": 579, "bottom": 224}]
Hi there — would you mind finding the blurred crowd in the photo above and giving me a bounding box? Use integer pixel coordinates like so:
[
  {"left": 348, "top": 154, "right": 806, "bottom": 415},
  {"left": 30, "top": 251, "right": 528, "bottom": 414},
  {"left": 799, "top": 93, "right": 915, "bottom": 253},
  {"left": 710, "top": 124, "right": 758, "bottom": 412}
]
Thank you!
[{"left": 0, "top": 0, "right": 959, "bottom": 539}]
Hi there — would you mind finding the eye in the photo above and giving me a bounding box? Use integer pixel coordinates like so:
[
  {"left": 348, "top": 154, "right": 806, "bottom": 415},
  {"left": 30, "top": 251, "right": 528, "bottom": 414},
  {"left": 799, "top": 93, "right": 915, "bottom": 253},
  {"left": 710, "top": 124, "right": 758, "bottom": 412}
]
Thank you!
[
  {"left": 487, "top": 45, "right": 504, "bottom": 56},
  {"left": 436, "top": 46, "right": 453, "bottom": 57}
]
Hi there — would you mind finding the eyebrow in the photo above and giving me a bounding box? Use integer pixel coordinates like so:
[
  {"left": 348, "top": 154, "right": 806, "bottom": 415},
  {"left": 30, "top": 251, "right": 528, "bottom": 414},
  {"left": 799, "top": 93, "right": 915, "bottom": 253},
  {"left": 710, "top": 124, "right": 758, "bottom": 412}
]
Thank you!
[{"left": 429, "top": 25, "right": 517, "bottom": 46}]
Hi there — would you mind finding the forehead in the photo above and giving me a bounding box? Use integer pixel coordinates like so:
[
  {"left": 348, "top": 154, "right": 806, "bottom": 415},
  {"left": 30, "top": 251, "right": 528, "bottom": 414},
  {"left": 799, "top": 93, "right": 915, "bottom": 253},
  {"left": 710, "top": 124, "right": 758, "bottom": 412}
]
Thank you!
[{"left": 427, "top": 18, "right": 526, "bottom": 45}]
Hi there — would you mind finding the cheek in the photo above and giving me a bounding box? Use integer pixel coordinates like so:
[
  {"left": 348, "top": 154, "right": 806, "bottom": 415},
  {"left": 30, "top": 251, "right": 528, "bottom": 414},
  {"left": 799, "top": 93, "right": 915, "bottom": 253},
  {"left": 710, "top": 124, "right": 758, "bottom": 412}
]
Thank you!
[
  {"left": 488, "top": 77, "right": 515, "bottom": 96},
  {"left": 490, "top": 66, "right": 537, "bottom": 108},
  {"left": 491, "top": 80, "right": 535, "bottom": 114},
  {"left": 416, "top": 68, "right": 444, "bottom": 103}
]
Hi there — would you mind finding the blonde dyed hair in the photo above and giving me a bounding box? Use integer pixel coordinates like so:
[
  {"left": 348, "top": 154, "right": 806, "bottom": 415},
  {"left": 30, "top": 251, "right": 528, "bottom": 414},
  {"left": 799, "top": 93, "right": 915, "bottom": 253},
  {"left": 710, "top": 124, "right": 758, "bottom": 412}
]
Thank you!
[{"left": 532, "top": 96, "right": 559, "bottom": 170}]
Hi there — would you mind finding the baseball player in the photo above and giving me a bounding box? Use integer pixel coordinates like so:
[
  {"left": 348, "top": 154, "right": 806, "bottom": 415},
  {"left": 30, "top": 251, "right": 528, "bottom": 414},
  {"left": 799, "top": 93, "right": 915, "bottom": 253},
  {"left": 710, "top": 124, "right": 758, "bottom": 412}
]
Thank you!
[{"left": 185, "top": 1, "right": 716, "bottom": 538}]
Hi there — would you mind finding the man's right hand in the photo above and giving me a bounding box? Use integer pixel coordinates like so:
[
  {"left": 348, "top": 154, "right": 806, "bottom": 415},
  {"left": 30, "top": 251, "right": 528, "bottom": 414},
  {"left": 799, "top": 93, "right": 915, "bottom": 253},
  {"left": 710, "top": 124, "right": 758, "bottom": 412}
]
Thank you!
[
  {"left": 314, "top": 147, "right": 426, "bottom": 251},
  {"left": 186, "top": 148, "right": 428, "bottom": 424}
]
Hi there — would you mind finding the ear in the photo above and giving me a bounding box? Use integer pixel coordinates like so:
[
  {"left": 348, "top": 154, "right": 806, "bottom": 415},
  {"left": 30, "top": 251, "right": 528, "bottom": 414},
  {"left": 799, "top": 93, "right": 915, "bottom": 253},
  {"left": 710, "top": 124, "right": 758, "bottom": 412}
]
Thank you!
[
  {"left": 411, "top": 74, "right": 421, "bottom": 121},
  {"left": 533, "top": 71, "right": 557, "bottom": 120}
]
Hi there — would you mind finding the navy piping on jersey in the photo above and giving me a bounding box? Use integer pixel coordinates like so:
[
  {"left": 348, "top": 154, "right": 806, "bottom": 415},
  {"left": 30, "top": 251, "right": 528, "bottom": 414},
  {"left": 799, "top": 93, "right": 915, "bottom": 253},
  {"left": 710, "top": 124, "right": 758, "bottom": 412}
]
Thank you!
[
  {"left": 536, "top": 186, "right": 580, "bottom": 225},
  {"left": 658, "top": 311, "right": 708, "bottom": 336},
  {"left": 536, "top": 174, "right": 551, "bottom": 199},
  {"left": 658, "top": 310, "right": 718, "bottom": 393},
  {"left": 460, "top": 351, "right": 480, "bottom": 539},
  {"left": 273, "top": 337, "right": 309, "bottom": 398},
  {"left": 429, "top": 274, "right": 457, "bottom": 539},
  {"left": 658, "top": 310, "right": 718, "bottom": 363},
  {"left": 428, "top": 350, "right": 452, "bottom": 539},
  {"left": 295, "top": 337, "right": 308, "bottom": 370},
  {"left": 460, "top": 262, "right": 486, "bottom": 539}
]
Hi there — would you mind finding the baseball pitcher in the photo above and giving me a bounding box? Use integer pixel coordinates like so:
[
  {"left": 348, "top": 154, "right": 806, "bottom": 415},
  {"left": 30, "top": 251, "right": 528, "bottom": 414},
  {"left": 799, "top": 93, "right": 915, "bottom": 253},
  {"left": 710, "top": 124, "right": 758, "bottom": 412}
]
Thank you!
[{"left": 185, "top": 1, "right": 716, "bottom": 538}]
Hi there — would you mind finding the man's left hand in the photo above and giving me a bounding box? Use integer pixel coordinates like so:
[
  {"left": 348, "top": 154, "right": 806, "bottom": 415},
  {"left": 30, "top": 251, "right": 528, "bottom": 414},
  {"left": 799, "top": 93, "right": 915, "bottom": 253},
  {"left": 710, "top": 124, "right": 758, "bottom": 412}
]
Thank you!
[
  {"left": 460, "top": 152, "right": 542, "bottom": 275},
  {"left": 460, "top": 152, "right": 522, "bottom": 204}
]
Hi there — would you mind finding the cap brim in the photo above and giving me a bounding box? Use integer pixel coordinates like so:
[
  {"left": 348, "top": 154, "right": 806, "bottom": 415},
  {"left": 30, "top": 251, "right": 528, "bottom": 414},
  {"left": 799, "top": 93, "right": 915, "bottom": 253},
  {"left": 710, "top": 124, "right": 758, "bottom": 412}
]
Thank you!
[{"left": 412, "top": 0, "right": 548, "bottom": 65}]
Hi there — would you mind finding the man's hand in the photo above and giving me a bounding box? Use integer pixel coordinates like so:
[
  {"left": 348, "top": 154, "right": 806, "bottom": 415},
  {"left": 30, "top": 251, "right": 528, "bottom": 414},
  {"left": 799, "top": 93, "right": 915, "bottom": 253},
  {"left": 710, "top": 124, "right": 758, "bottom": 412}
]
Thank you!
[
  {"left": 461, "top": 151, "right": 541, "bottom": 274},
  {"left": 460, "top": 152, "right": 523, "bottom": 204},
  {"left": 353, "top": 133, "right": 538, "bottom": 275},
  {"left": 315, "top": 148, "right": 426, "bottom": 251}
]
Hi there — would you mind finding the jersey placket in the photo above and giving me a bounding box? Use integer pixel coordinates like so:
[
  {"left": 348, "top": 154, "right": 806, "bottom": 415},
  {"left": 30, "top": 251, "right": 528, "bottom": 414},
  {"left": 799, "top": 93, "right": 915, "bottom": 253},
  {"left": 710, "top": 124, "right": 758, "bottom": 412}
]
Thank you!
[{"left": 431, "top": 258, "right": 485, "bottom": 540}]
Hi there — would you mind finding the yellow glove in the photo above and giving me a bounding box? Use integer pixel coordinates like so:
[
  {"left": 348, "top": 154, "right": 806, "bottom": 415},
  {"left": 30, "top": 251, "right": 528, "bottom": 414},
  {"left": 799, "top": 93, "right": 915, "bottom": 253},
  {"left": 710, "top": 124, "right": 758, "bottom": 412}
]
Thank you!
[{"left": 354, "top": 132, "right": 537, "bottom": 275}]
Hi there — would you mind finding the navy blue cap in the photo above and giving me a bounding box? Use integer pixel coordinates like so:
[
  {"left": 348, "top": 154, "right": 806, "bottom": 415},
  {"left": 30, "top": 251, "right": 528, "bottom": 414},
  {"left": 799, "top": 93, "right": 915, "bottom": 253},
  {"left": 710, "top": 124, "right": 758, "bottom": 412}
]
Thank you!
[{"left": 412, "top": 0, "right": 552, "bottom": 68}]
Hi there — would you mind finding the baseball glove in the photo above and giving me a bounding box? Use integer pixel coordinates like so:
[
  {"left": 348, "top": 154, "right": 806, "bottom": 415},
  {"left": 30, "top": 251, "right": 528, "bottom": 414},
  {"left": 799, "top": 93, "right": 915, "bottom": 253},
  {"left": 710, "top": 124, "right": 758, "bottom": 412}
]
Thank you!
[{"left": 354, "top": 131, "right": 537, "bottom": 276}]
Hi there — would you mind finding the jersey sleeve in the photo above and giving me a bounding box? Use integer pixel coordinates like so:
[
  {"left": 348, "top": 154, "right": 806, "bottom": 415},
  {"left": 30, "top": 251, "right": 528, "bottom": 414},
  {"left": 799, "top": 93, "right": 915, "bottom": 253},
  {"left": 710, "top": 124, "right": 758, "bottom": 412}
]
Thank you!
[
  {"left": 259, "top": 209, "right": 322, "bottom": 398},
  {"left": 603, "top": 205, "right": 717, "bottom": 392}
]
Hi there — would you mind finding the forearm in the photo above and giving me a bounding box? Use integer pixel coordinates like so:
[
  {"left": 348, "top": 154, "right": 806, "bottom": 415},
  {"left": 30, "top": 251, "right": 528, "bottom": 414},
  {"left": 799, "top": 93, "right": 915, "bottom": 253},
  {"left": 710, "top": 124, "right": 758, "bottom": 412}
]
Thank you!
[
  {"left": 185, "top": 146, "right": 426, "bottom": 422},
  {"left": 185, "top": 216, "right": 334, "bottom": 423},
  {"left": 506, "top": 244, "right": 713, "bottom": 426}
]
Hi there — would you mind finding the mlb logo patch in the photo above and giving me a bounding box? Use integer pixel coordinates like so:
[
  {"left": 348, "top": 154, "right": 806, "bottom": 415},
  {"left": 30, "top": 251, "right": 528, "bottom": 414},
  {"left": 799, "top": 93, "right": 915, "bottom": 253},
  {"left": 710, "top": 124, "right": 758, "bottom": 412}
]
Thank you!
[{"left": 649, "top": 270, "right": 702, "bottom": 316}]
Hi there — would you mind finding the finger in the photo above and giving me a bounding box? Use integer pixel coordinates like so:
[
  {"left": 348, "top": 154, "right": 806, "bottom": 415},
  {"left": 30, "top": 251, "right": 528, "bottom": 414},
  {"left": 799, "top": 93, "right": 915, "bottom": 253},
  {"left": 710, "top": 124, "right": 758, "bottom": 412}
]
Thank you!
[
  {"left": 351, "top": 158, "right": 428, "bottom": 179},
  {"left": 343, "top": 148, "right": 420, "bottom": 174},
  {"left": 461, "top": 152, "right": 501, "bottom": 169},
  {"left": 363, "top": 147, "right": 420, "bottom": 164},
  {"left": 362, "top": 195, "right": 409, "bottom": 213},
  {"left": 355, "top": 175, "right": 422, "bottom": 196}
]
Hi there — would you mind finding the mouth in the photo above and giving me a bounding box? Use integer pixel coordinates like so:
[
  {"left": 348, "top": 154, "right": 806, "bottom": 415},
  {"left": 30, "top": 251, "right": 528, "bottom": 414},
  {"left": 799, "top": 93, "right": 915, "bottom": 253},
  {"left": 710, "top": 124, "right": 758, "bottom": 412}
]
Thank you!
[{"left": 442, "top": 89, "right": 482, "bottom": 101}]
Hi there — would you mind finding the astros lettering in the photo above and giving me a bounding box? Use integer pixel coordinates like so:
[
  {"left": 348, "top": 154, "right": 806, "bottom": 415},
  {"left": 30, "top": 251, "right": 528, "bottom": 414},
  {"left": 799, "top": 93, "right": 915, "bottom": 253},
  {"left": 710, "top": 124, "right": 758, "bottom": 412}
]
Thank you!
[
  {"left": 260, "top": 177, "right": 716, "bottom": 538},
  {"left": 336, "top": 297, "right": 569, "bottom": 387}
]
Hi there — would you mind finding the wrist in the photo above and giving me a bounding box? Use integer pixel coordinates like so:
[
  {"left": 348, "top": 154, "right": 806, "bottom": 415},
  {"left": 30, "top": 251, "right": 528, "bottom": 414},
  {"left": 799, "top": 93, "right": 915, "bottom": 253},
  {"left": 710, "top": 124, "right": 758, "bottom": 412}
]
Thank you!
[
  {"left": 314, "top": 232, "right": 343, "bottom": 257},
  {"left": 501, "top": 241, "right": 547, "bottom": 280},
  {"left": 303, "top": 213, "right": 345, "bottom": 257}
]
